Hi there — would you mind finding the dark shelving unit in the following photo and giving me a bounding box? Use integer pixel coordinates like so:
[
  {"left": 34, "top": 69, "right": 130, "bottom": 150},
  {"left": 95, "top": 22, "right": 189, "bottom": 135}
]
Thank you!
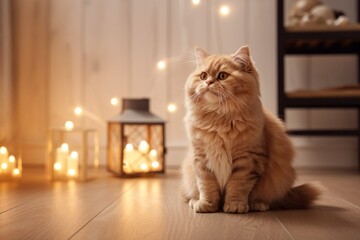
[{"left": 277, "top": 0, "right": 360, "bottom": 170}]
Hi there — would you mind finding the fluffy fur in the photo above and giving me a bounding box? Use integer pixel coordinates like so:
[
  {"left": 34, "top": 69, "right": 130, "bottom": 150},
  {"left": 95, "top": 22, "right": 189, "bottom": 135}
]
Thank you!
[{"left": 182, "top": 46, "right": 321, "bottom": 213}]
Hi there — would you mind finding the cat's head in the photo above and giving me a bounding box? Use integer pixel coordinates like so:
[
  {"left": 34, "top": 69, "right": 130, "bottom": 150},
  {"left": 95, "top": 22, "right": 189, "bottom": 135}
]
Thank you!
[{"left": 185, "top": 46, "right": 260, "bottom": 113}]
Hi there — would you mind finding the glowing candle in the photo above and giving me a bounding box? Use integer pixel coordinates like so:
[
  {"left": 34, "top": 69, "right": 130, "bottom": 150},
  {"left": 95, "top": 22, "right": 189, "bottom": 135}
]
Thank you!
[
  {"left": 67, "top": 151, "right": 79, "bottom": 177},
  {"left": 56, "top": 143, "right": 69, "bottom": 175},
  {"left": 7, "top": 155, "right": 16, "bottom": 172},
  {"left": 151, "top": 161, "right": 160, "bottom": 169},
  {"left": 12, "top": 168, "right": 20, "bottom": 177},
  {"left": 140, "top": 163, "right": 148, "bottom": 171},
  {"left": 138, "top": 140, "right": 150, "bottom": 154}
]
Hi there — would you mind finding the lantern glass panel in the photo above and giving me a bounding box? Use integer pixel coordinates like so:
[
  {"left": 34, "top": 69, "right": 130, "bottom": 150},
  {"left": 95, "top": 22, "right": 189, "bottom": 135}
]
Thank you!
[
  {"left": 48, "top": 129, "right": 99, "bottom": 181},
  {"left": 108, "top": 123, "right": 122, "bottom": 174},
  {"left": 122, "top": 124, "right": 164, "bottom": 174}
]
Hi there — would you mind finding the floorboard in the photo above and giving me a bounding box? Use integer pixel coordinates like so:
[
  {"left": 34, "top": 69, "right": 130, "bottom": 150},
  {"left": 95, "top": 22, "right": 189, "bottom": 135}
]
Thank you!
[{"left": 1, "top": 168, "right": 360, "bottom": 240}]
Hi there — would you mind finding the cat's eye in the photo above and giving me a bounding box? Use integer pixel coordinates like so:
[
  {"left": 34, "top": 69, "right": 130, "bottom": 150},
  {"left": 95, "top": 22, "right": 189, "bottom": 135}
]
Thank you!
[
  {"left": 217, "top": 72, "right": 228, "bottom": 80},
  {"left": 200, "top": 72, "right": 208, "bottom": 80}
]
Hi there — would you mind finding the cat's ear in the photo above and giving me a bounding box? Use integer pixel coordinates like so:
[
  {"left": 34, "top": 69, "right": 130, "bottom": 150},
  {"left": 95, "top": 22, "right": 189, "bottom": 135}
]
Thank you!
[
  {"left": 232, "top": 46, "right": 253, "bottom": 72},
  {"left": 195, "top": 47, "right": 210, "bottom": 67}
]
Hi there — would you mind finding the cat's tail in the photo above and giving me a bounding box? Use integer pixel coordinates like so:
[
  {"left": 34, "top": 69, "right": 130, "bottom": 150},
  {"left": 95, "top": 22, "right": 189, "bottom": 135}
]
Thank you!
[{"left": 270, "top": 182, "right": 323, "bottom": 210}]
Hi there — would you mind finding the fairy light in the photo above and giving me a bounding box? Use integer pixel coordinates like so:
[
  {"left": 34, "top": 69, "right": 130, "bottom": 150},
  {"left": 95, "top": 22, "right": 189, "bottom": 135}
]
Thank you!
[
  {"left": 74, "top": 107, "right": 83, "bottom": 115},
  {"left": 157, "top": 60, "right": 166, "bottom": 70},
  {"left": 167, "top": 103, "right": 177, "bottom": 112},
  {"left": 110, "top": 97, "right": 119, "bottom": 106},
  {"left": 64, "top": 121, "right": 74, "bottom": 131},
  {"left": 219, "top": 5, "right": 230, "bottom": 16},
  {"left": 192, "top": 0, "right": 200, "bottom": 5}
]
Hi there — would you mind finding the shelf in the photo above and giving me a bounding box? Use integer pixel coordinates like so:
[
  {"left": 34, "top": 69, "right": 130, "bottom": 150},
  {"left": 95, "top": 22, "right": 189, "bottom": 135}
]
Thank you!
[
  {"left": 288, "top": 129, "right": 360, "bottom": 136},
  {"left": 285, "top": 86, "right": 360, "bottom": 108},
  {"left": 283, "top": 26, "right": 360, "bottom": 54}
]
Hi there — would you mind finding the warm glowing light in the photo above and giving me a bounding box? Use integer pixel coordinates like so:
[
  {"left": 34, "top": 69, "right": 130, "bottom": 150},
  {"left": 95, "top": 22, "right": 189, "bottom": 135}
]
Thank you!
[
  {"left": 0, "top": 146, "right": 7, "bottom": 155},
  {"left": 192, "top": 0, "right": 200, "bottom": 5},
  {"left": 157, "top": 60, "right": 166, "bottom": 70},
  {"left": 219, "top": 5, "right": 230, "bottom": 16},
  {"left": 1, "top": 162, "right": 8, "bottom": 170},
  {"left": 150, "top": 149, "right": 157, "bottom": 157},
  {"left": 139, "top": 140, "right": 150, "bottom": 153},
  {"left": 68, "top": 169, "right": 76, "bottom": 176},
  {"left": 54, "top": 162, "right": 62, "bottom": 170},
  {"left": 110, "top": 97, "right": 119, "bottom": 106},
  {"left": 74, "top": 107, "right": 83, "bottom": 115},
  {"left": 65, "top": 121, "right": 74, "bottom": 130},
  {"left": 9, "top": 155, "right": 15, "bottom": 163},
  {"left": 140, "top": 163, "right": 148, "bottom": 170},
  {"left": 61, "top": 143, "right": 69, "bottom": 152},
  {"left": 70, "top": 151, "right": 79, "bottom": 159},
  {"left": 13, "top": 168, "right": 20, "bottom": 175},
  {"left": 152, "top": 161, "right": 160, "bottom": 168},
  {"left": 125, "top": 143, "right": 134, "bottom": 152},
  {"left": 167, "top": 103, "right": 177, "bottom": 112}
]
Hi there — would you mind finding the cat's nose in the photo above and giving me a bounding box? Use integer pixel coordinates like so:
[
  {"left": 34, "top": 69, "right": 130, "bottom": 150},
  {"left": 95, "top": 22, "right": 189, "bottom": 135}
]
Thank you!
[{"left": 205, "top": 79, "right": 215, "bottom": 86}]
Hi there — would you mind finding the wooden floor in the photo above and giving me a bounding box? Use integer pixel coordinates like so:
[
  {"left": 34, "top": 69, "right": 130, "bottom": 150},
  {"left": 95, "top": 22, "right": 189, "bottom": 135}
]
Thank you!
[{"left": 1, "top": 168, "right": 360, "bottom": 240}]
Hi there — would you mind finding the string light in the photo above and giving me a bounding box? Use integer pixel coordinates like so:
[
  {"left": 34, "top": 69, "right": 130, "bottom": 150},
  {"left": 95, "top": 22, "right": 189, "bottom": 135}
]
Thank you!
[
  {"left": 68, "top": 169, "right": 76, "bottom": 176},
  {"left": 61, "top": 143, "right": 69, "bottom": 152},
  {"left": 110, "top": 97, "right": 119, "bottom": 106},
  {"left": 219, "top": 5, "right": 230, "bottom": 16},
  {"left": 64, "top": 121, "right": 74, "bottom": 131},
  {"left": 167, "top": 103, "right": 177, "bottom": 112},
  {"left": 157, "top": 60, "right": 166, "bottom": 70},
  {"left": 74, "top": 107, "right": 83, "bottom": 115},
  {"left": 192, "top": 0, "right": 200, "bottom": 5}
]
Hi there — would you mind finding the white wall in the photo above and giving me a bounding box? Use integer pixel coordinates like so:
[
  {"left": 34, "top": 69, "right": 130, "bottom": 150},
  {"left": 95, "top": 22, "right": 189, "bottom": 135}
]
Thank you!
[{"left": 1, "top": 0, "right": 358, "bottom": 169}]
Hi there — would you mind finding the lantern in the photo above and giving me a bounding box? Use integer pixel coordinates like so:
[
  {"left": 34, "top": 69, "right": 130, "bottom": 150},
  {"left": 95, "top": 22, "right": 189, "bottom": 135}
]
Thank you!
[
  {"left": 0, "top": 145, "right": 22, "bottom": 180},
  {"left": 107, "top": 98, "right": 165, "bottom": 177},
  {"left": 47, "top": 128, "right": 99, "bottom": 181}
]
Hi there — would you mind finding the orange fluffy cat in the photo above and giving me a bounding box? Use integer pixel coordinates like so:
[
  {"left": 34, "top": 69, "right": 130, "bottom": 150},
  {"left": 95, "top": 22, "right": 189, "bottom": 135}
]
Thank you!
[{"left": 182, "top": 46, "right": 320, "bottom": 213}]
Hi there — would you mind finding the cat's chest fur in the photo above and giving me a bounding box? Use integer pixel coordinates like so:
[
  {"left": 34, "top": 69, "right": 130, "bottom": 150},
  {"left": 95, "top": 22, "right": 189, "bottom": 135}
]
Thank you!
[{"left": 192, "top": 120, "right": 248, "bottom": 189}]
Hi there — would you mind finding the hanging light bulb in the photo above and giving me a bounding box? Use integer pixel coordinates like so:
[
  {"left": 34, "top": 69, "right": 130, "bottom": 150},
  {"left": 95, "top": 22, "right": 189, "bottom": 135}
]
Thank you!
[
  {"left": 64, "top": 121, "right": 74, "bottom": 131},
  {"left": 192, "top": 0, "right": 200, "bottom": 5},
  {"left": 167, "top": 103, "right": 177, "bottom": 113},
  {"left": 157, "top": 60, "right": 166, "bottom": 70},
  {"left": 74, "top": 107, "right": 83, "bottom": 115},
  {"left": 219, "top": 5, "right": 230, "bottom": 16},
  {"left": 110, "top": 97, "right": 119, "bottom": 106}
]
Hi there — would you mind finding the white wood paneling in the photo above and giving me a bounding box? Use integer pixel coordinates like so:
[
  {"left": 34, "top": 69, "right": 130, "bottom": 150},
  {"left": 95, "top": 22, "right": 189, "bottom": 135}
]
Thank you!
[{"left": 5, "top": 0, "right": 358, "bottom": 168}]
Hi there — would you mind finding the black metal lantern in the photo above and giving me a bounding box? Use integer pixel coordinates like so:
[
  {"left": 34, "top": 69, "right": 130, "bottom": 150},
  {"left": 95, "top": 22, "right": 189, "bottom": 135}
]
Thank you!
[{"left": 107, "top": 98, "right": 165, "bottom": 177}]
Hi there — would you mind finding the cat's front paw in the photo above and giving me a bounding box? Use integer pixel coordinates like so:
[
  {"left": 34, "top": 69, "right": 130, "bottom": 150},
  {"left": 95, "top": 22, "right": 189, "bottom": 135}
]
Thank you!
[
  {"left": 250, "top": 201, "right": 269, "bottom": 212},
  {"left": 189, "top": 199, "right": 219, "bottom": 213},
  {"left": 223, "top": 201, "right": 249, "bottom": 214}
]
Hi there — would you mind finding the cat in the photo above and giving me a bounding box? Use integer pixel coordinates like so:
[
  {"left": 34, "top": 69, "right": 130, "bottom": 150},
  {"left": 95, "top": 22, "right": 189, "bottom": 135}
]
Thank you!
[{"left": 182, "top": 46, "right": 321, "bottom": 213}]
